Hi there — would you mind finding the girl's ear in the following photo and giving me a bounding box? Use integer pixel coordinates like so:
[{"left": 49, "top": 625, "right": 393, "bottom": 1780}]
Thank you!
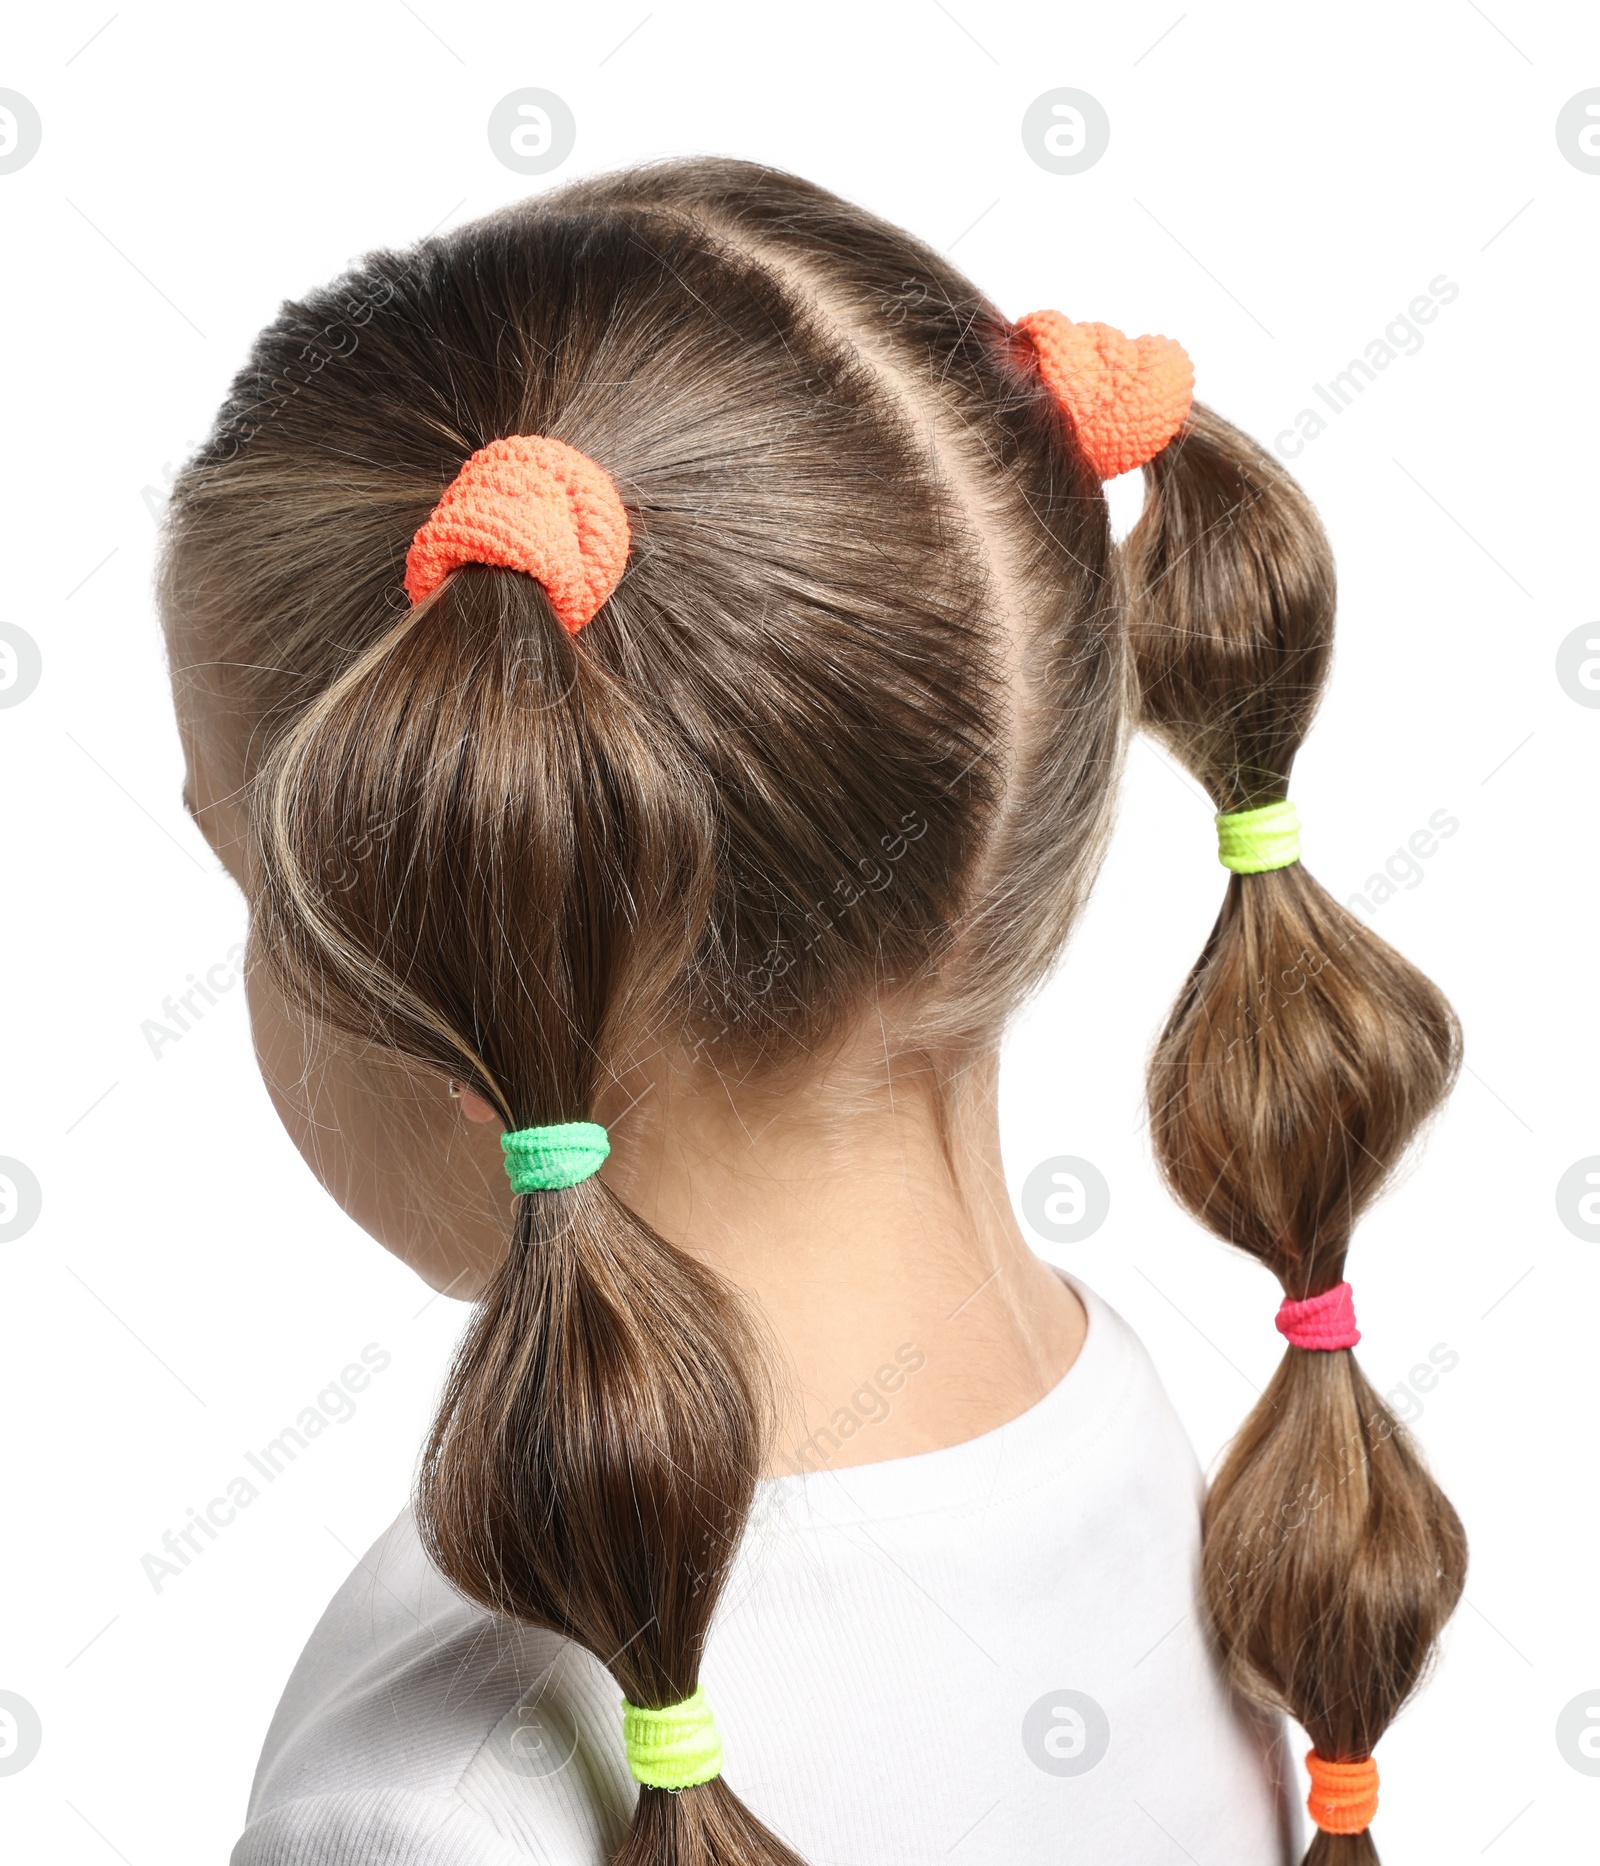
[{"left": 450, "top": 1081, "right": 500, "bottom": 1125}]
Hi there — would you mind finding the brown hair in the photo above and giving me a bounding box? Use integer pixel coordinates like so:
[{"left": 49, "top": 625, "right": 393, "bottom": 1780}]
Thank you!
[{"left": 159, "top": 156, "right": 1464, "bottom": 1865}]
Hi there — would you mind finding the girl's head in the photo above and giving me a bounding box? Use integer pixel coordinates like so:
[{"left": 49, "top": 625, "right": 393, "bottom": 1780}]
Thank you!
[{"left": 160, "top": 157, "right": 1464, "bottom": 1865}]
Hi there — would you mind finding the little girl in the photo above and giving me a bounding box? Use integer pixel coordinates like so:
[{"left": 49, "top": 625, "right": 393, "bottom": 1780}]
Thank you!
[{"left": 160, "top": 157, "right": 1465, "bottom": 1866}]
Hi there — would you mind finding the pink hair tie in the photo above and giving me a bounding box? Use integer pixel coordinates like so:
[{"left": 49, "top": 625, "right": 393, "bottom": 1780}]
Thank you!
[{"left": 1275, "top": 1281, "right": 1360, "bottom": 1352}]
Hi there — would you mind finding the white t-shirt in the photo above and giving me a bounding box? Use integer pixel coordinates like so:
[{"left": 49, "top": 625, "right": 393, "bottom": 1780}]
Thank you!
[{"left": 234, "top": 1275, "right": 1301, "bottom": 1864}]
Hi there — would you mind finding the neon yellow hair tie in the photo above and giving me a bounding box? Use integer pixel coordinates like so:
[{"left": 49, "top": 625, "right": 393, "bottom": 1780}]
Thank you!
[
  {"left": 621, "top": 1685, "right": 724, "bottom": 1791},
  {"left": 501, "top": 1121, "right": 609, "bottom": 1193},
  {"left": 1216, "top": 799, "right": 1301, "bottom": 874}
]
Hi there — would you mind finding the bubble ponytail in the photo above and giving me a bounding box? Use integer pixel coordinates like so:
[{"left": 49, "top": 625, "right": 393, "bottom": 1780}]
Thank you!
[{"left": 1123, "top": 402, "right": 1468, "bottom": 1862}]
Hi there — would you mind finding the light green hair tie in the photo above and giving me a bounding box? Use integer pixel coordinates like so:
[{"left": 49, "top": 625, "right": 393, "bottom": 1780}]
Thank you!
[
  {"left": 500, "top": 1121, "right": 610, "bottom": 1193},
  {"left": 1215, "top": 798, "right": 1301, "bottom": 874},
  {"left": 621, "top": 1685, "right": 724, "bottom": 1791}
]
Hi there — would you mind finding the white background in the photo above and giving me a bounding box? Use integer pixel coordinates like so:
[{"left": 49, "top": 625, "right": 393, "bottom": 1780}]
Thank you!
[{"left": 2, "top": 3, "right": 1596, "bottom": 1861}]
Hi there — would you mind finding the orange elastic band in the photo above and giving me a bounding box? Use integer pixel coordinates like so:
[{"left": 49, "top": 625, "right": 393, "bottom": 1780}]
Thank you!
[
  {"left": 404, "top": 434, "right": 630, "bottom": 633},
  {"left": 1305, "top": 1751, "right": 1379, "bottom": 1836},
  {"left": 1016, "top": 310, "right": 1194, "bottom": 479}
]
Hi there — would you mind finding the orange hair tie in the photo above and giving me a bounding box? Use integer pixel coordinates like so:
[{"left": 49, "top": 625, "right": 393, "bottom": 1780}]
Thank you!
[
  {"left": 1016, "top": 310, "right": 1194, "bottom": 479},
  {"left": 404, "top": 434, "right": 630, "bottom": 633},
  {"left": 1305, "top": 1751, "right": 1379, "bottom": 1836}
]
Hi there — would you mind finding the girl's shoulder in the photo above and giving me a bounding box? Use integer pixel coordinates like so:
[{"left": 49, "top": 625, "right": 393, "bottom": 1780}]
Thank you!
[
  {"left": 237, "top": 1510, "right": 628, "bottom": 1865},
  {"left": 233, "top": 1787, "right": 532, "bottom": 1865}
]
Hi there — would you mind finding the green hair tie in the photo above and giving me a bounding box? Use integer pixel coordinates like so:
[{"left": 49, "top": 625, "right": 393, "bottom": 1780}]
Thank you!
[
  {"left": 621, "top": 1685, "right": 724, "bottom": 1791},
  {"left": 500, "top": 1121, "right": 610, "bottom": 1193},
  {"left": 1215, "top": 798, "right": 1301, "bottom": 874}
]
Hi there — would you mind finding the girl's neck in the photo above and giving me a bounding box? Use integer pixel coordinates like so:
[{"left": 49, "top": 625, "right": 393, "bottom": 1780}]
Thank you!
[{"left": 602, "top": 1030, "right": 1087, "bottom": 1477}]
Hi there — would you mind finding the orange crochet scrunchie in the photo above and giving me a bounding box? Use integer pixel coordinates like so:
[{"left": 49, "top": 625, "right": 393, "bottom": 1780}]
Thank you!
[
  {"left": 1016, "top": 310, "right": 1194, "bottom": 479},
  {"left": 1305, "top": 1751, "right": 1379, "bottom": 1836},
  {"left": 404, "top": 434, "right": 630, "bottom": 633}
]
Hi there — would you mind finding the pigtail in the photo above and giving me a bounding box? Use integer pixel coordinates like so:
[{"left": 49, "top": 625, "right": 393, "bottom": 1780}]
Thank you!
[
  {"left": 1122, "top": 403, "right": 1467, "bottom": 1862},
  {"left": 422, "top": 1177, "right": 805, "bottom": 1866},
  {"left": 251, "top": 567, "right": 804, "bottom": 1866}
]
